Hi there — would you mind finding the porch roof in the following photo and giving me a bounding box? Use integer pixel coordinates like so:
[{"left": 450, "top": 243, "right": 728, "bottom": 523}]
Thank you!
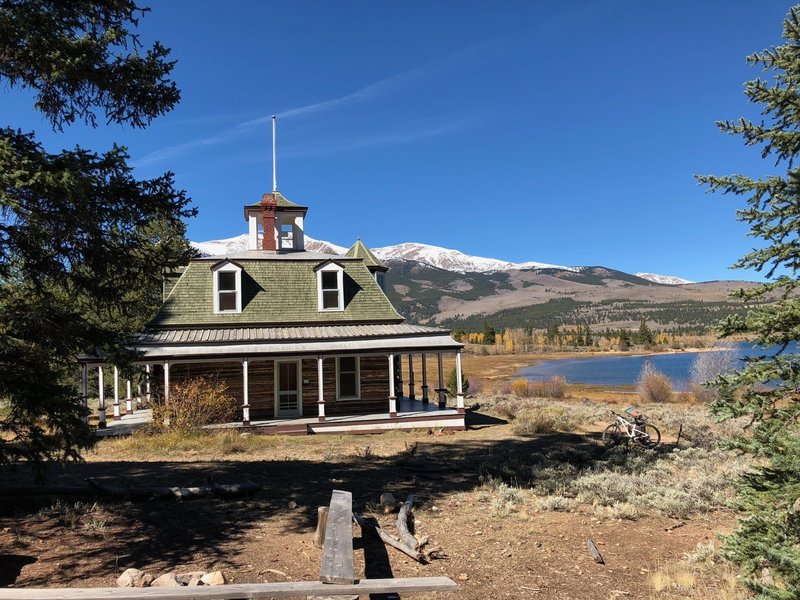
[{"left": 81, "top": 323, "right": 462, "bottom": 363}]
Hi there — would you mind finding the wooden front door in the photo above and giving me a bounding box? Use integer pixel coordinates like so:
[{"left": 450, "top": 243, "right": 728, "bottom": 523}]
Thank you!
[{"left": 275, "top": 360, "right": 302, "bottom": 417}]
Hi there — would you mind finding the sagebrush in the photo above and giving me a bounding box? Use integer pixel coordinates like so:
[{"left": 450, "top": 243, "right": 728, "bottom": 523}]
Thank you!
[{"left": 151, "top": 376, "right": 238, "bottom": 432}]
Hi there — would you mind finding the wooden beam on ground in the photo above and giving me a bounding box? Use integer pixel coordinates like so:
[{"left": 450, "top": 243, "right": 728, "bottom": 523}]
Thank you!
[
  {"left": 353, "top": 513, "right": 426, "bottom": 563},
  {"left": 396, "top": 494, "right": 418, "bottom": 549},
  {"left": 319, "top": 489, "right": 355, "bottom": 584},
  {"left": 0, "top": 577, "right": 458, "bottom": 599}
]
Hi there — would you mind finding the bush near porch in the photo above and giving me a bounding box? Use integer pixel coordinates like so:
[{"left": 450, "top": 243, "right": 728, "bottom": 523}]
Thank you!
[{"left": 150, "top": 377, "right": 238, "bottom": 432}]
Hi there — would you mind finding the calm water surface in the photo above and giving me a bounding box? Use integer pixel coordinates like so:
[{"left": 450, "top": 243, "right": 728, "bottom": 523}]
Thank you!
[{"left": 517, "top": 342, "right": 797, "bottom": 390}]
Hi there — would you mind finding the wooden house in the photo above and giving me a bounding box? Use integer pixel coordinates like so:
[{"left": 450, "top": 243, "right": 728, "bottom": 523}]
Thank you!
[{"left": 79, "top": 190, "right": 466, "bottom": 434}]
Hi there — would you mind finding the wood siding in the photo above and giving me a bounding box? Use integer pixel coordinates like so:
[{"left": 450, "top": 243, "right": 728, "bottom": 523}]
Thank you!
[{"left": 150, "top": 355, "right": 391, "bottom": 421}]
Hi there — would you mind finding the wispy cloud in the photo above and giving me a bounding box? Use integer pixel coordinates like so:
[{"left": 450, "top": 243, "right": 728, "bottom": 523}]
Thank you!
[{"left": 133, "top": 37, "right": 503, "bottom": 168}]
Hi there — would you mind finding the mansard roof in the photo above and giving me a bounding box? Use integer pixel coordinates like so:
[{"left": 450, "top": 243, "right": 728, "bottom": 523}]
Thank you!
[{"left": 150, "top": 253, "right": 402, "bottom": 328}]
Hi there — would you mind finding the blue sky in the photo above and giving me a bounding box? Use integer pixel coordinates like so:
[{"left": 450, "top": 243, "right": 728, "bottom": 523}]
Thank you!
[{"left": 5, "top": 1, "right": 792, "bottom": 281}]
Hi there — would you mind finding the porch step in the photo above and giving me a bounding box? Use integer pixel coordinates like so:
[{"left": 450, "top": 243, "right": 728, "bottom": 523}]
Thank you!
[{"left": 275, "top": 422, "right": 309, "bottom": 436}]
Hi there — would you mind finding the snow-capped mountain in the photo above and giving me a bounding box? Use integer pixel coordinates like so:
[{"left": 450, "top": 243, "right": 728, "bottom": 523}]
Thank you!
[
  {"left": 190, "top": 234, "right": 692, "bottom": 284},
  {"left": 635, "top": 272, "right": 694, "bottom": 285},
  {"left": 370, "top": 242, "right": 577, "bottom": 273}
]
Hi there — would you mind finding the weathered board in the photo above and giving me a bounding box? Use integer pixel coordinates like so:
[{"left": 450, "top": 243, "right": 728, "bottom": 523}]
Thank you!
[
  {"left": 0, "top": 577, "right": 458, "bottom": 599},
  {"left": 319, "top": 489, "right": 355, "bottom": 584}
]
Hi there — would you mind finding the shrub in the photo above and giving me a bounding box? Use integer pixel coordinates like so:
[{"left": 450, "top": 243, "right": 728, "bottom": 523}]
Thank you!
[
  {"left": 151, "top": 376, "right": 238, "bottom": 432},
  {"left": 529, "top": 376, "right": 568, "bottom": 399},
  {"left": 446, "top": 367, "right": 470, "bottom": 399},
  {"left": 689, "top": 343, "right": 738, "bottom": 403},
  {"left": 492, "top": 398, "right": 524, "bottom": 420},
  {"left": 512, "top": 406, "right": 581, "bottom": 436},
  {"left": 510, "top": 379, "right": 530, "bottom": 397},
  {"left": 637, "top": 361, "right": 673, "bottom": 403}
]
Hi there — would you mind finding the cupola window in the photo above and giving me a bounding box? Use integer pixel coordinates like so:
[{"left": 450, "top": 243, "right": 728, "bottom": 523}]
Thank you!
[{"left": 212, "top": 261, "right": 242, "bottom": 314}]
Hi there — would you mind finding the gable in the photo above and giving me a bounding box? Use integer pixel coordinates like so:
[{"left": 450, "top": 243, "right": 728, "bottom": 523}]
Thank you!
[{"left": 150, "top": 258, "right": 403, "bottom": 327}]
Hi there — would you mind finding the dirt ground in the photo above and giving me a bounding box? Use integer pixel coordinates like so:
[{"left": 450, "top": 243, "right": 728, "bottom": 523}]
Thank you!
[{"left": 0, "top": 414, "right": 742, "bottom": 599}]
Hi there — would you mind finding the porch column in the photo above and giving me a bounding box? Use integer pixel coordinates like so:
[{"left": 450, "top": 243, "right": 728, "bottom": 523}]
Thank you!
[
  {"left": 421, "top": 353, "right": 429, "bottom": 404},
  {"left": 80, "top": 364, "right": 89, "bottom": 424},
  {"left": 436, "top": 352, "right": 446, "bottom": 409},
  {"left": 317, "top": 355, "right": 325, "bottom": 423},
  {"left": 388, "top": 354, "right": 397, "bottom": 418},
  {"left": 125, "top": 379, "right": 133, "bottom": 414},
  {"left": 145, "top": 364, "right": 151, "bottom": 403},
  {"left": 97, "top": 366, "right": 106, "bottom": 428},
  {"left": 112, "top": 366, "right": 121, "bottom": 421},
  {"left": 242, "top": 358, "right": 250, "bottom": 426},
  {"left": 407, "top": 353, "right": 416, "bottom": 400},
  {"left": 163, "top": 361, "right": 170, "bottom": 403},
  {"left": 455, "top": 350, "right": 465, "bottom": 414},
  {"left": 396, "top": 354, "right": 403, "bottom": 400},
  {"left": 136, "top": 380, "right": 142, "bottom": 407}
]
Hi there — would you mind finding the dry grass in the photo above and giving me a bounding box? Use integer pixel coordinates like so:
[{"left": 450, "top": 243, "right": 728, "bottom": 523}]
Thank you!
[{"left": 638, "top": 361, "right": 674, "bottom": 403}]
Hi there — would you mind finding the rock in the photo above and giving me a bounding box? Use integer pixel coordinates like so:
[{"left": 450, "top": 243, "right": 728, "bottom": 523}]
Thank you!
[
  {"left": 201, "top": 570, "right": 227, "bottom": 586},
  {"left": 380, "top": 492, "right": 398, "bottom": 514},
  {"left": 288, "top": 500, "right": 298, "bottom": 509},
  {"left": 151, "top": 573, "right": 180, "bottom": 587},
  {"left": 761, "top": 567, "right": 774, "bottom": 587},
  {"left": 176, "top": 571, "right": 206, "bottom": 585},
  {"left": 116, "top": 568, "right": 151, "bottom": 588},
  {"left": 457, "top": 573, "right": 469, "bottom": 581},
  {"left": 187, "top": 577, "right": 204, "bottom": 586}
]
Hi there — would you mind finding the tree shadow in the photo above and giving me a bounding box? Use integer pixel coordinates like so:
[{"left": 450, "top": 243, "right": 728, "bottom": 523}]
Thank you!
[
  {"left": 0, "top": 555, "right": 37, "bottom": 586},
  {"left": 0, "top": 428, "right": 623, "bottom": 586}
]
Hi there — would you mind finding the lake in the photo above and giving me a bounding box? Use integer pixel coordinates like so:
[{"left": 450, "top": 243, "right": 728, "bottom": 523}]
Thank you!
[{"left": 517, "top": 342, "right": 796, "bottom": 390}]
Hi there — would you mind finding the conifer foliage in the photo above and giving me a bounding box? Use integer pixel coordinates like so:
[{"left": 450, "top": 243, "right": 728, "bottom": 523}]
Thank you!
[
  {"left": 697, "top": 6, "right": 800, "bottom": 597},
  {"left": 0, "top": 1, "right": 194, "bottom": 466}
]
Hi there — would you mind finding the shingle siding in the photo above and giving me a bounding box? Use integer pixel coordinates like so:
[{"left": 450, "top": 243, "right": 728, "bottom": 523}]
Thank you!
[{"left": 151, "top": 257, "right": 403, "bottom": 327}]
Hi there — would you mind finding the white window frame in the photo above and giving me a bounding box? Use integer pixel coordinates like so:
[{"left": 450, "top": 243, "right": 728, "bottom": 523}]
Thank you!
[
  {"left": 335, "top": 356, "right": 361, "bottom": 400},
  {"left": 212, "top": 261, "right": 242, "bottom": 314},
  {"left": 317, "top": 263, "right": 344, "bottom": 312}
]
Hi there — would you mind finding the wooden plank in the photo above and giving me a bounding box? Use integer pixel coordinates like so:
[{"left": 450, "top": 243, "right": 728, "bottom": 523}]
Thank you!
[
  {"left": 0, "top": 577, "right": 458, "bottom": 599},
  {"left": 319, "top": 489, "right": 354, "bottom": 584}
]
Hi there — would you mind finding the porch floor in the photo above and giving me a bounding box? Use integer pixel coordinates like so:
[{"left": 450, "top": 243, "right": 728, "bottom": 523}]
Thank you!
[{"left": 95, "top": 397, "right": 462, "bottom": 437}]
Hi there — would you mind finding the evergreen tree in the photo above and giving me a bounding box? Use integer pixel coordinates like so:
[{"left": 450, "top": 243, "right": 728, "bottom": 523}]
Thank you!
[
  {"left": 482, "top": 324, "right": 496, "bottom": 345},
  {"left": 697, "top": 6, "right": 800, "bottom": 596},
  {"left": 635, "top": 319, "right": 654, "bottom": 346},
  {"left": 0, "top": 1, "right": 193, "bottom": 466},
  {"left": 446, "top": 367, "right": 469, "bottom": 399}
]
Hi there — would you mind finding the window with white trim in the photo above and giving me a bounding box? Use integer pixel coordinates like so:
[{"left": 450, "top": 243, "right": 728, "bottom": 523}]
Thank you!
[
  {"left": 317, "top": 263, "right": 344, "bottom": 311},
  {"left": 336, "top": 356, "right": 360, "bottom": 400},
  {"left": 212, "top": 262, "right": 242, "bottom": 313}
]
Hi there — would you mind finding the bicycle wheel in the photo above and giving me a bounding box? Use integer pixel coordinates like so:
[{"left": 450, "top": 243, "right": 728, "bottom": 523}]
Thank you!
[
  {"left": 636, "top": 424, "right": 661, "bottom": 449},
  {"left": 602, "top": 423, "right": 624, "bottom": 446}
]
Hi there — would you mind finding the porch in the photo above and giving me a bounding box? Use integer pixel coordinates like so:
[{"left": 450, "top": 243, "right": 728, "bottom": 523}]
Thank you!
[{"left": 96, "top": 397, "right": 463, "bottom": 437}]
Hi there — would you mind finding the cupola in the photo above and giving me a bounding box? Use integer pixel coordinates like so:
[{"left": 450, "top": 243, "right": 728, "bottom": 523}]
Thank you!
[{"left": 243, "top": 191, "right": 308, "bottom": 252}]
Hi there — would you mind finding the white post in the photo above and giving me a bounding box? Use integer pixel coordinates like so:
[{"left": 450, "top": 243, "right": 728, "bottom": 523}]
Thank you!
[
  {"left": 112, "top": 366, "right": 121, "bottom": 420},
  {"left": 437, "top": 352, "right": 446, "bottom": 409},
  {"left": 80, "top": 364, "right": 89, "bottom": 424},
  {"left": 136, "top": 380, "right": 142, "bottom": 407},
  {"left": 163, "top": 361, "right": 170, "bottom": 403},
  {"left": 242, "top": 358, "right": 250, "bottom": 425},
  {"left": 317, "top": 355, "right": 325, "bottom": 422},
  {"left": 98, "top": 366, "right": 106, "bottom": 428},
  {"left": 421, "top": 353, "right": 429, "bottom": 404},
  {"left": 455, "top": 350, "right": 465, "bottom": 414},
  {"left": 145, "top": 364, "right": 151, "bottom": 403},
  {"left": 407, "top": 353, "right": 416, "bottom": 400},
  {"left": 388, "top": 354, "right": 397, "bottom": 417},
  {"left": 125, "top": 379, "right": 133, "bottom": 414}
]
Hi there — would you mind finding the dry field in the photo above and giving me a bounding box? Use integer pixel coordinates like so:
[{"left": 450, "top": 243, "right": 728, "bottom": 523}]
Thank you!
[{"left": 0, "top": 393, "right": 751, "bottom": 599}]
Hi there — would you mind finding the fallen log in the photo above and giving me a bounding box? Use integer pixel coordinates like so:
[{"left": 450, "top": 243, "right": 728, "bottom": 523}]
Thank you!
[
  {"left": 353, "top": 513, "right": 426, "bottom": 563},
  {"left": 86, "top": 478, "right": 261, "bottom": 500},
  {"left": 0, "top": 480, "right": 261, "bottom": 500},
  {"left": 396, "top": 494, "right": 419, "bottom": 549}
]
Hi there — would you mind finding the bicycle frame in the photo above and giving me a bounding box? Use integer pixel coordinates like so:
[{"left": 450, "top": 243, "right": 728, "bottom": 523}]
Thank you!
[{"left": 611, "top": 412, "right": 649, "bottom": 441}]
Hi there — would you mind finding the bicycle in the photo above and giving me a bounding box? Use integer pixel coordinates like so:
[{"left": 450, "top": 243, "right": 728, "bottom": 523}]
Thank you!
[{"left": 602, "top": 407, "right": 661, "bottom": 449}]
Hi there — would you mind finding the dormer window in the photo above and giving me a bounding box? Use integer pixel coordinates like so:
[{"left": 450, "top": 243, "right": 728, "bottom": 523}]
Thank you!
[
  {"left": 375, "top": 271, "right": 386, "bottom": 291},
  {"left": 315, "top": 261, "right": 344, "bottom": 312},
  {"left": 212, "top": 261, "right": 242, "bottom": 314}
]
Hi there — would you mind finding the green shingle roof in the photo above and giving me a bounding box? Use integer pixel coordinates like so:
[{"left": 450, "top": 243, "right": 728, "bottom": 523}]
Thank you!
[
  {"left": 150, "top": 256, "right": 402, "bottom": 328},
  {"left": 345, "top": 239, "right": 387, "bottom": 271},
  {"left": 243, "top": 191, "right": 307, "bottom": 215}
]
